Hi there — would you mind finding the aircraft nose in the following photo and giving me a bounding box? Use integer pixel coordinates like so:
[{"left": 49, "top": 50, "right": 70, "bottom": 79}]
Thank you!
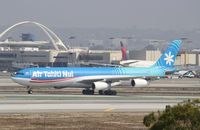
[
  {"left": 11, "top": 76, "right": 18, "bottom": 83},
  {"left": 11, "top": 75, "right": 30, "bottom": 86},
  {"left": 10, "top": 77, "right": 25, "bottom": 86},
  {"left": 11, "top": 72, "right": 17, "bottom": 77}
]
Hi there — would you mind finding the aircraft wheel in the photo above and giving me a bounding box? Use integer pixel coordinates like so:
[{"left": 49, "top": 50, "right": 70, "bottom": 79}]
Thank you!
[
  {"left": 82, "top": 89, "right": 86, "bottom": 94},
  {"left": 104, "top": 90, "right": 117, "bottom": 95},
  {"left": 112, "top": 90, "right": 117, "bottom": 95},
  {"left": 104, "top": 90, "right": 108, "bottom": 95},
  {"left": 99, "top": 90, "right": 104, "bottom": 95},
  {"left": 104, "top": 90, "right": 111, "bottom": 95},
  {"left": 28, "top": 90, "right": 33, "bottom": 94},
  {"left": 82, "top": 89, "right": 94, "bottom": 95},
  {"left": 89, "top": 90, "right": 94, "bottom": 95}
]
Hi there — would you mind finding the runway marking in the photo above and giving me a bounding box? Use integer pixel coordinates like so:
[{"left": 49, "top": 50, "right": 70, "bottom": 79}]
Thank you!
[{"left": 104, "top": 108, "right": 114, "bottom": 112}]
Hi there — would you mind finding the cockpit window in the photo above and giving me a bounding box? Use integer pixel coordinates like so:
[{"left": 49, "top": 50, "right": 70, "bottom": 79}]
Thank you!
[
  {"left": 11, "top": 72, "right": 24, "bottom": 76},
  {"left": 16, "top": 72, "right": 24, "bottom": 75}
]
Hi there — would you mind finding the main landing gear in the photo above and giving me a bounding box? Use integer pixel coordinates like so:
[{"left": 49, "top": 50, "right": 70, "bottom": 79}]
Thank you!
[
  {"left": 82, "top": 89, "right": 117, "bottom": 95},
  {"left": 82, "top": 89, "right": 94, "bottom": 95},
  {"left": 99, "top": 90, "right": 117, "bottom": 95}
]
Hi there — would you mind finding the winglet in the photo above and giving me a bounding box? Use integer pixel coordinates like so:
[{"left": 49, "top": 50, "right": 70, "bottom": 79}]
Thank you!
[{"left": 153, "top": 40, "right": 182, "bottom": 68}]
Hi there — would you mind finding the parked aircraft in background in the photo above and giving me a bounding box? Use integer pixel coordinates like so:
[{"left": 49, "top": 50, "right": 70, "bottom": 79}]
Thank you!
[
  {"left": 173, "top": 70, "right": 196, "bottom": 78},
  {"left": 11, "top": 40, "right": 182, "bottom": 95},
  {"left": 119, "top": 41, "right": 155, "bottom": 67},
  {"left": 120, "top": 41, "right": 127, "bottom": 60},
  {"left": 120, "top": 60, "right": 155, "bottom": 67}
]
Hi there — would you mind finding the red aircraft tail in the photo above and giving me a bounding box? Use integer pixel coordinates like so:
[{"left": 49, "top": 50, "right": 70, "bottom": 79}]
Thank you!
[{"left": 120, "top": 41, "right": 127, "bottom": 60}]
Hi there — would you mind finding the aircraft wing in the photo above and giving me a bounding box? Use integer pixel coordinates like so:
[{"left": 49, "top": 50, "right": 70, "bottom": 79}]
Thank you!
[{"left": 77, "top": 75, "right": 155, "bottom": 84}]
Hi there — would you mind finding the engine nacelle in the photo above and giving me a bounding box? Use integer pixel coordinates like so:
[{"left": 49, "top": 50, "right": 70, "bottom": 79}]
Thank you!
[
  {"left": 131, "top": 79, "right": 148, "bottom": 87},
  {"left": 92, "top": 81, "right": 109, "bottom": 90}
]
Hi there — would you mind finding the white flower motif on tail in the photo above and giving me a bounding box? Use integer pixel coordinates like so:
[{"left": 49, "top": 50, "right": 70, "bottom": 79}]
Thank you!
[{"left": 164, "top": 52, "right": 174, "bottom": 65}]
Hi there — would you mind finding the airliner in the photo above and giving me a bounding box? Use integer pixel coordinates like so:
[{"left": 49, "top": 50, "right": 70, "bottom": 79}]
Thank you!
[
  {"left": 119, "top": 41, "right": 155, "bottom": 67},
  {"left": 11, "top": 40, "right": 182, "bottom": 95}
]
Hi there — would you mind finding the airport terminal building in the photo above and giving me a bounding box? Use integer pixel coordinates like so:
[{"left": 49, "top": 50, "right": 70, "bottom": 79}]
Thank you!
[
  {"left": 0, "top": 47, "right": 122, "bottom": 71},
  {"left": 129, "top": 49, "right": 200, "bottom": 67},
  {"left": 0, "top": 21, "right": 199, "bottom": 71},
  {"left": 0, "top": 21, "right": 123, "bottom": 71}
]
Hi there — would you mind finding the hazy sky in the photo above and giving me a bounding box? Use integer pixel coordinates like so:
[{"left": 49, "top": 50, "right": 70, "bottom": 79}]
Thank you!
[{"left": 0, "top": 0, "right": 200, "bottom": 30}]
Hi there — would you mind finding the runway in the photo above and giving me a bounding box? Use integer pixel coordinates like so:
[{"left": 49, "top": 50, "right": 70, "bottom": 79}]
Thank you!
[
  {"left": 0, "top": 94, "right": 199, "bottom": 113},
  {"left": 0, "top": 77, "right": 199, "bottom": 113}
]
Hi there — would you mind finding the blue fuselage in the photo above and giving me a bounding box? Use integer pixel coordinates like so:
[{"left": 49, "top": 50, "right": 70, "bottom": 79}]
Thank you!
[{"left": 14, "top": 67, "right": 165, "bottom": 79}]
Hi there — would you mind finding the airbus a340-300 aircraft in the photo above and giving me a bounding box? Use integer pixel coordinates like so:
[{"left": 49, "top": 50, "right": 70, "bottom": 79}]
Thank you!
[{"left": 11, "top": 40, "right": 182, "bottom": 95}]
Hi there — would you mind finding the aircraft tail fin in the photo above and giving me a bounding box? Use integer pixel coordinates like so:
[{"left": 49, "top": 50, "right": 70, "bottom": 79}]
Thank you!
[
  {"left": 120, "top": 41, "right": 127, "bottom": 60},
  {"left": 153, "top": 40, "right": 182, "bottom": 68}
]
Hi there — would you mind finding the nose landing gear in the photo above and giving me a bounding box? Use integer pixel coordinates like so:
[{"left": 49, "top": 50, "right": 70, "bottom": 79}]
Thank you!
[
  {"left": 27, "top": 86, "right": 33, "bottom": 94},
  {"left": 28, "top": 89, "right": 33, "bottom": 94}
]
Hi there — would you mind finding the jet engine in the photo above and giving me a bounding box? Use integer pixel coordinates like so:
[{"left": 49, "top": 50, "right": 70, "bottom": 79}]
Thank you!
[
  {"left": 131, "top": 79, "right": 148, "bottom": 87},
  {"left": 92, "top": 81, "right": 109, "bottom": 90}
]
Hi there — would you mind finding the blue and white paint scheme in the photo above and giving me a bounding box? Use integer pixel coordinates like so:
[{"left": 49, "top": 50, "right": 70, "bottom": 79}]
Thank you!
[{"left": 11, "top": 40, "right": 182, "bottom": 95}]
